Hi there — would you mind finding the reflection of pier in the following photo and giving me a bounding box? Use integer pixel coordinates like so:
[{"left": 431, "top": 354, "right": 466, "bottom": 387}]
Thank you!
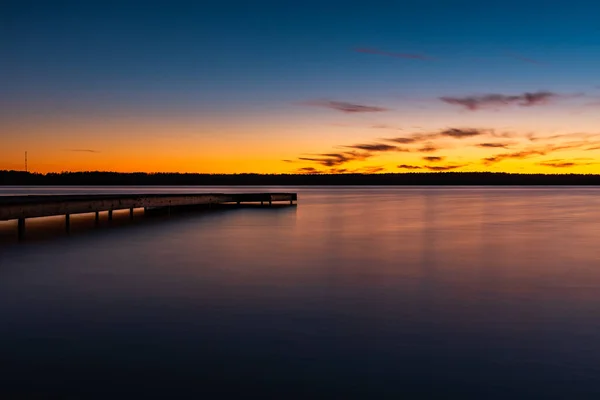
[{"left": 0, "top": 193, "right": 298, "bottom": 241}]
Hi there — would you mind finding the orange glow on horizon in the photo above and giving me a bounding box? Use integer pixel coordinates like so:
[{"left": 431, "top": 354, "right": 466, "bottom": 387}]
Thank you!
[{"left": 2, "top": 108, "right": 599, "bottom": 175}]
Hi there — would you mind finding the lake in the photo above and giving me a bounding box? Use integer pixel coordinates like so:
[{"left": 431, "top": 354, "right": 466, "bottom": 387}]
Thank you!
[{"left": 1, "top": 186, "right": 600, "bottom": 398}]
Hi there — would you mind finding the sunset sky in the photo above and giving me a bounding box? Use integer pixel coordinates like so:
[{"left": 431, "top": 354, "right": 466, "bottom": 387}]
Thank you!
[{"left": 2, "top": 0, "right": 600, "bottom": 174}]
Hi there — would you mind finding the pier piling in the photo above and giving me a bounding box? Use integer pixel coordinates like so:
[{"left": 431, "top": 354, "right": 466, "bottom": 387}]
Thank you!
[{"left": 17, "top": 218, "right": 25, "bottom": 241}]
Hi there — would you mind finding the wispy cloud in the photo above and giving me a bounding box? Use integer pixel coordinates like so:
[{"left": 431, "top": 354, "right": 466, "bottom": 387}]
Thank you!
[
  {"left": 418, "top": 144, "right": 438, "bottom": 153},
  {"left": 397, "top": 164, "right": 422, "bottom": 170},
  {"left": 482, "top": 142, "right": 592, "bottom": 165},
  {"left": 423, "top": 164, "right": 466, "bottom": 171},
  {"left": 483, "top": 150, "right": 548, "bottom": 165},
  {"left": 439, "top": 128, "right": 487, "bottom": 138},
  {"left": 423, "top": 156, "right": 444, "bottom": 162},
  {"left": 385, "top": 127, "right": 491, "bottom": 145},
  {"left": 302, "top": 100, "right": 388, "bottom": 113},
  {"left": 355, "top": 47, "right": 432, "bottom": 60},
  {"left": 299, "top": 151, "right": 371, "bottom": 167},
  {"left": 387, "top": 136, "right": 422, "bottom": 144},
  {"left": 296, "top": 167, "right": 321, "bottom": 174},
  {"left": 528, "top": 132, "right": 600, "bottom": 142},
  {"left": 440, "top": 91, "right": 561, "bottom": 111},
  {"left": 477, "top": 142, "right": 511, "bottom": 149},
  {"left": 371, "top": 124, "right": 403, "bottom": 130},
  {"left": 359, "top": 166, "right": 386, "bottom": 174},
  {"left": 535, "top": 160, "right": 598, "bottom": 168},
  {"left": 538, "top": 161, "right": 575, "bottom": 168},
  {"left": 538, "top": 158, "right": 597, "bottom": 168},
  {"left": 65, "top": 149, "right": 100, "bottom": 153},
  {"left": 346, "top": 143, "right": 401, "bottom": 152}
]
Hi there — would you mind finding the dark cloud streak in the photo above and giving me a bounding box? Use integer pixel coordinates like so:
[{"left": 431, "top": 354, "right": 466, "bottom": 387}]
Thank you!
[
  {"left": 440, "top": 91, "right": 560, "bottom": 111},
  {"left": 66, "top": 149, "right": 100, "bottom": 153},
  {"left": 538, "top": 162, "right": 576, "bottom": 168},
  {"left": 397, "top": 165, "right": 422, "bottom": 170},
  {"left": 477, "top": 143, "right": 511, "bottom": 149},
  {"left": 423, "top": 164, "right": 466, "bottom": 171},
  {"left": 302, "top": 100, "right": 388, "bottom": 113},
  {"left": 423, "top": 156, "right": 444, "bottom": 162},
  {"left": 347, "top": 143, "right": 399, "bottom": 152}
]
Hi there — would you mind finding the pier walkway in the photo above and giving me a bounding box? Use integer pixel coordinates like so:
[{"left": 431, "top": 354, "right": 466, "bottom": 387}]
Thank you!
[{"left": 0, "top": 192, "right": 297, "bottom": 240}]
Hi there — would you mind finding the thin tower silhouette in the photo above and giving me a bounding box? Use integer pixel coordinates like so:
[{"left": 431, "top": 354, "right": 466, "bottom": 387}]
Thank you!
[{"left": 25, "top": 151, "right": 28, "bottom": 172}]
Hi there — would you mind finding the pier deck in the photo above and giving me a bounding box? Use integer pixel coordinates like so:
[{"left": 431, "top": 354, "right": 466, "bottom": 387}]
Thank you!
[{"left": 0, "top": 192, "right": 297, "bottom": 240}]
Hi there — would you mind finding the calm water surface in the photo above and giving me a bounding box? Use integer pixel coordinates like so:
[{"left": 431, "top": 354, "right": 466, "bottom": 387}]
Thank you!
[{"left": 1, "top": 186, "right": 600, "bottom": 398}]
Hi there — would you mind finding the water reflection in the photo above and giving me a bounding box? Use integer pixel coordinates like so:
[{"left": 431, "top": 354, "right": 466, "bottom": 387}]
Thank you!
[{"left": 1, "top": 187, "right": 600, "bottom": 397}]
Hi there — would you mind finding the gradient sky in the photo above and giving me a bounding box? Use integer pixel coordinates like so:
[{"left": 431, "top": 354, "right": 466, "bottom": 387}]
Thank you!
[{"left": 2, "top": 0, "right": 600, "bottom": 173}]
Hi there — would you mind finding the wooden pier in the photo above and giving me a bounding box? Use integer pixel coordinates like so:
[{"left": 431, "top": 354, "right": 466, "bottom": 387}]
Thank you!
[{"left": 0, "top": 193, "right": 297, "bottom": 240}]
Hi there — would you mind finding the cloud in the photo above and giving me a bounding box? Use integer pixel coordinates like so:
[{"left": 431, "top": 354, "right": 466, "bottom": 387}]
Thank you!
[
  {"left": 302, "top": 100, "right": 388, "bottom": 113},
  {"left": 327, "top": 168, "right": 349, "bottom": 174},
  {"left": 66, "top": 149, "right": 100, "bottom": 153},
  {"left": 423, "top": 164, "right": 466, "bottom": 171},
  {"left": 439, "top": 128, "right": 487, "bottom": 138},
  {"left": 477, "top": 143, "right": 511, "bottom": 149},
  {"left": 482, "top": 142, "right": 591, "bottom": 165},
  {"left": 538, "top": 162, "right": 577, "bottom": 168},
  {"left": 385, "top": 128, "right": 491, "bottom": 145},
  {"left": 299, "top": 151, "right": 371, "bottom": 167},
  {"left": 418, "top": 144, "right": 438, "bottom": 153},
  {"left": 440, "top": 91, "right": 561, "bottom": 111},
  {"left": 528, "top": 132, "right": 600, "bottom": 142},
  {"left": 347, "top": 143, "right": 400, "bottom": 152},
  {"left": 282, "top": 159, "right": 295, "bottom": 163},
  {"left": 355, "top": 47, "right": 431, "bottom": 60},
  {"left": 358, "top": 166, "right": 386, "bottom": 174},
  {"left": 538, "top": 161, "right": 576, "bottom": 168},
  {"left": 423, "top": 156, "right": 444, "bottom": 162},
  {"left": 371, "top": 124, "right": 403, "bottom": 130},
  {"left": 491, "top": 131, "right": 519, "bottom": 139},
  {"left": 296, "top": 167, "right": 321, "bottom": 174},
  {"left": 539, "top": 158, "right": 598, "bottom": 168},
  {"left": 386, "top": 136, "right": 421, "bottom": 144},
  {"left": 397, "top": 164, "right": 422, "bottom": 170},
  {"left": 483, "top": 149, "right": 548, "bottom": 164}
]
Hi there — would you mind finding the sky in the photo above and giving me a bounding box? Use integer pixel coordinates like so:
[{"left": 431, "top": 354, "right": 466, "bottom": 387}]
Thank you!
[{"left": 2, "top": 0, "right": 600, "bottom": 174}]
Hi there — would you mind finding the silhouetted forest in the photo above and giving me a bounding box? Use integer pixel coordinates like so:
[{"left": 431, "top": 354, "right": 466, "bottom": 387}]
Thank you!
[{"left": 3, "top": 170, "right": 600, "bottom": 185}]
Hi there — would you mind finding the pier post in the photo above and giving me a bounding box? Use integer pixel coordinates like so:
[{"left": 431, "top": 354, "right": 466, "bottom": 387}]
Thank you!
[
  {"left": 65, "top": 214, "right": 71, "bottom": 234},
  {"left": 261, "top": 201, "right": 264, "bottom": 206},
  {"left": 108, "top": 209, "right": 113, "bottom": 221},
  {"left": 290, "top": 200, "right": 293, "bottom": 205},
  {"left": 95, "top": 211, "right": 100, "bottom": 224},
  {"left": 237, "top": 201, "right": 241, "bottom": 205},
  {"left": 130, "top": 208, "right": 134, "bottom": 219},
  {"left": 167, "top": 206, "right": 171, "bottom": 216},
  {"left": 17, "top": 218, "right": 26, "bottom": 241},
  {"left": 269, "top": 200, "right": 272, "bottom": 206}
]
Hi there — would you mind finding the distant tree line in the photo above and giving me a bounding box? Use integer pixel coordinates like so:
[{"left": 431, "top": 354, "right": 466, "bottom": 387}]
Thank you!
[{"left": 3, "top": 170, "right": 600, "bottom": 185}]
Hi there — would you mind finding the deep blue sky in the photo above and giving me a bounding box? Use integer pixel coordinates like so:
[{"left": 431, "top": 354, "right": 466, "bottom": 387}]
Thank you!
[
  {"left": 2, "top": 0, "right": 600, "bottom": 173},
  {"left": 4, "top": 1, "right": 600, "bottom": 104}
]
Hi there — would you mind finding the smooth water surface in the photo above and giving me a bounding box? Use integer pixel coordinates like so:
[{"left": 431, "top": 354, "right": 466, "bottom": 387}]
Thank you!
[{"left": 1, "top": 186, "right": 600, "bottom": 398}]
